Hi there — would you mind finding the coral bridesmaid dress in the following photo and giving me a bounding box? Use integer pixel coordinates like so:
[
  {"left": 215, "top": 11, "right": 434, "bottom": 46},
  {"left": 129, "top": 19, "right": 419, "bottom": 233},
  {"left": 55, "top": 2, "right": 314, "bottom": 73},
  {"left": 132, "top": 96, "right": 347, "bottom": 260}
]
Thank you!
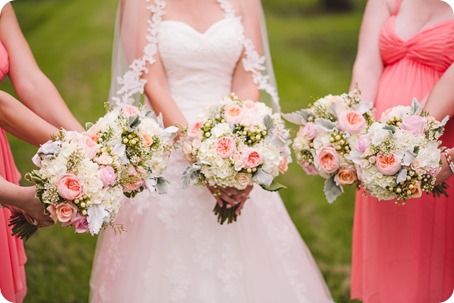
[
  {"left": 351, "top": 1, "right": 454, "bottom": 302},
  {"left": 0, "top": 42, "right": 27, "bottom": 302}
]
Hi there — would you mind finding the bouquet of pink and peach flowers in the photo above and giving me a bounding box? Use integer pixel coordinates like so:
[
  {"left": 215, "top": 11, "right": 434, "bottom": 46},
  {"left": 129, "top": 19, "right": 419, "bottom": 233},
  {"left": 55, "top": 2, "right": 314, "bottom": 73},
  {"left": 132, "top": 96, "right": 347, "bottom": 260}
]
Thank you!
[
  {"left": 283, "top": 89, "right": 374, "bottom": 203},
  {"left": 182, "top": 93, "right": 292, "bottom": 224},
  {"left": 351, "top": 99, "right": 449, "bottom": 204}
]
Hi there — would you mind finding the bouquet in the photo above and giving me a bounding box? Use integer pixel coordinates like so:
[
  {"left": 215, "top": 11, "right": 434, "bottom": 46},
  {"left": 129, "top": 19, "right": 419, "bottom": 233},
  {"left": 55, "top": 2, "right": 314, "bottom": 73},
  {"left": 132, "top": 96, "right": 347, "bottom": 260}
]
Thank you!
[
  {"left": 86, "top": 104, "right": 177, "bottom": 197},
  {"left": 283, "top": 89, "right": 374, "bottom": 203},
  {"left": 182, "top": 93, "right": 292, "bottom": 224},
  {"left": 10, "top": 105, "right": 177, "bottom": 240},
  {"left": 10, "top": 130, "right": 125, "bottom": 240},
  {"left": 353, "top": 99, "right": 449, "bottom": 204}
]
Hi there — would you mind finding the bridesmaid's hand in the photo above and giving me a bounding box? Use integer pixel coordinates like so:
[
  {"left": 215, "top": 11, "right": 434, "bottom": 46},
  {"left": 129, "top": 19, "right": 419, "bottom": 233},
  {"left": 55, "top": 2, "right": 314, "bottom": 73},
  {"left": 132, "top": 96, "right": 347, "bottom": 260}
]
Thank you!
[
  {"left": 18, "top": 187, "right": 54, "bottom": 228},
  {"left": 436, "top": 152, "right": 454, "bottom": 185}
]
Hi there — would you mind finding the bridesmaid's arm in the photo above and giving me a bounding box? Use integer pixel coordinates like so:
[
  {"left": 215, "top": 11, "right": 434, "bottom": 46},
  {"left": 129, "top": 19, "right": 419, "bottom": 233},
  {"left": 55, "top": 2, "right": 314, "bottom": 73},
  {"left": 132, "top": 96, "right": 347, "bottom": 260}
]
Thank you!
[
  {"left": 0, "top": 91, "right": 58, "bottom": 146},
  {"left": 0, "top": 176, "right": 53, "bottom": 227},
  {"left": 424, "top": 63, "right": 454, "bottom": 184},
  {"left": 424, "top": 63, "right": 454, "bottom": 120},
  {"left": 0, "top": 4, "right": 83, "bottom": 132},
  {"left": 350, "top": 0, "right": 391, "bottom": 102}
]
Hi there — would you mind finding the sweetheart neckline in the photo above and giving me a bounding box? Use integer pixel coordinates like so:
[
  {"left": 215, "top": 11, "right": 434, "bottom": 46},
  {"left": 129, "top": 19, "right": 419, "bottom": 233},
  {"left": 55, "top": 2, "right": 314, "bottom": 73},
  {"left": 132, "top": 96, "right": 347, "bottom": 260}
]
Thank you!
[{"left": 160, "top": 17, "right": 240, "bottom": 36}]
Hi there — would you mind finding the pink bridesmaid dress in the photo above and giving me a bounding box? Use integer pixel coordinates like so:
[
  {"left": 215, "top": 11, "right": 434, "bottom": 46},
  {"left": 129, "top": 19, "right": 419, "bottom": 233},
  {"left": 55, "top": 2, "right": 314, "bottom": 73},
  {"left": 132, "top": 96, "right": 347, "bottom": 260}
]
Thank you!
[
  {"left": 351, "top": 1, "right": 454, "bottom": 302},
  {"left": 0, "top": 42, "right": 27, "bottom": 302}
]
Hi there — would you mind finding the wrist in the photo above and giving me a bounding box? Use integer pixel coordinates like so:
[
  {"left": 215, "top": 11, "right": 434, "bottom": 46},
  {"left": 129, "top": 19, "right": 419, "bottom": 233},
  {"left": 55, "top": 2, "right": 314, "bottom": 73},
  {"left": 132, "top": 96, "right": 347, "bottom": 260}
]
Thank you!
[{"left": 443, "top": 148, "right": 454, "bottom": 175}]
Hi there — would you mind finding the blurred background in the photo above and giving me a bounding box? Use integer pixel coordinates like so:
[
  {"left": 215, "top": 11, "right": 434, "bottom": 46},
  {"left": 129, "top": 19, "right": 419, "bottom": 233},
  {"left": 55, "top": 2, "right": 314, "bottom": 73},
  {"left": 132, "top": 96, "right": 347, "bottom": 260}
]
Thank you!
[{"left": 2, "top": 0, "right": 365, "bottom": 301}]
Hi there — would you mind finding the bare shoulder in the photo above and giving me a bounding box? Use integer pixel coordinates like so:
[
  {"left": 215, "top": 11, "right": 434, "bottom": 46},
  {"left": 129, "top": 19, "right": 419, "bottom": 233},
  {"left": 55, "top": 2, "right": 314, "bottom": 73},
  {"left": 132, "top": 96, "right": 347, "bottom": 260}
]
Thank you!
[{"left": 229, "top": 0, "right": 261, "bottom": 17}]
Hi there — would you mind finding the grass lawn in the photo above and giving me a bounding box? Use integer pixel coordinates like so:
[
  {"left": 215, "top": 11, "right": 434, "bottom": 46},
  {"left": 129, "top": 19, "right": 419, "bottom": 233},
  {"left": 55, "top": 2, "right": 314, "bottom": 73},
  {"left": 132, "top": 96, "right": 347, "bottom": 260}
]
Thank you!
[{"left": 2, "top": 0, "right": 364, "bottom": 302}]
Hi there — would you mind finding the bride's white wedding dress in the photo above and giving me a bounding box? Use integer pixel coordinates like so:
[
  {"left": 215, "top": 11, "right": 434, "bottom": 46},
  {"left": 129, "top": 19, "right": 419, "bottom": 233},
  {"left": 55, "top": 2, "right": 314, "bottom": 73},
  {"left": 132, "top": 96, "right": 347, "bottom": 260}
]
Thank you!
[{"left": 90, "top": 2, "right": 333, "bottom": 302}]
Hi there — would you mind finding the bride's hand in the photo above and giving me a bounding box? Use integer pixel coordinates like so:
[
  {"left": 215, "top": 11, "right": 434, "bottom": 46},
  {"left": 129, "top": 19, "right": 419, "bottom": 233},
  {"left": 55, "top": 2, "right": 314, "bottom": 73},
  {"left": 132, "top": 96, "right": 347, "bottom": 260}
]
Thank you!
[{"left": 207, "top": 185, "right": 253, "bottom": 215}]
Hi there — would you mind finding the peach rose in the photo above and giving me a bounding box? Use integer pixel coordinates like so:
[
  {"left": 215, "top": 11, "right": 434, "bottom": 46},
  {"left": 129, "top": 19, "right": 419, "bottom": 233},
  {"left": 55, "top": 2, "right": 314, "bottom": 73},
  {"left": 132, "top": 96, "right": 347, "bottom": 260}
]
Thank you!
[
  {"left": 123, "top": 166, "right": 144, "bottom": 192},
  {"left": 243, "top": 100, "right": 257, "bottom": 110},
  {"left": 318, "top": 146, "right": 340, "bottom": 174},
  {"left": 376, "top": 152, "right": 401, "bottom": 175},
  {"left": 122, "top": 105, "right": 140, "bottom": 117},
  {"left": 55, "top": 202, "right": 78, "bottom": 223},
  {"left": 234, "top": 173, "right": 251, "bottom": 190},
  {"left": 242, "top": 149, "right": 262, "bottom": 169},
  {"left": 338, "top": 111, "right": 367, "bottom": 134},
  {"left": 215, "top": 137, "right": 236, "bottom": 158},
  {"left": 224, "top": 105, "right": 244, "bottom": 124},
  {"left": 408, "top": 182, "right": 423, "bottom": 199},
  {"left": 142, "top": 133, "right": 154, "bottom": 147},
  {"left": 57, "top": 174, "right": 83, "bottom": 200},
  {"left": 279, "top": 157, "right": 289, "bottom": 174},
  {"left": 188, "top": 121, "right": 203, "bottom": 138},
  {"left": 335, "top": 168, "right": 357, "bottom": 185},
  {"left": 46, "top": 204, "right": 58, "bottom": 223},
  {"left": 302, "top": 123, "right": 318, "bottom": 140},
  {"left": 400, "top": 115, "right": 426, "bottom": 136}
]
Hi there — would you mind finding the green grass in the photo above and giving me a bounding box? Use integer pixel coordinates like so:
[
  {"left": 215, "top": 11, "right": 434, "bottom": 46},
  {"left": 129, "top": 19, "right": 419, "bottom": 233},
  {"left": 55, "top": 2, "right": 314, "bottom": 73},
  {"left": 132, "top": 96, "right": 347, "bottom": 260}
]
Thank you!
[{"left": 2, "top": 1, "right": 363, "bottom": 302}]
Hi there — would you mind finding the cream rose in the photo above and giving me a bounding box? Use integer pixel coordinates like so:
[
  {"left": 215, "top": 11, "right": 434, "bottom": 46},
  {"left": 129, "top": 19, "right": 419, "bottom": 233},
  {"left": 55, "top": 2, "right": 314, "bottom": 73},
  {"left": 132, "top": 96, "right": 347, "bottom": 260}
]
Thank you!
[{"left": 234, "top": 173, "right": 251, "bottom": 190}]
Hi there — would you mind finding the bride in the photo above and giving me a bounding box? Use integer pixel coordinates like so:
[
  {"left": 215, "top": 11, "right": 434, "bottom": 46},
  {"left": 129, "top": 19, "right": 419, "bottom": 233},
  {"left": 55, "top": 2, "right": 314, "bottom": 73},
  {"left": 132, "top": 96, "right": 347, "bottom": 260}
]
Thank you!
[{"left": 90, "top": 0, "right": 333, "bottom": 302}]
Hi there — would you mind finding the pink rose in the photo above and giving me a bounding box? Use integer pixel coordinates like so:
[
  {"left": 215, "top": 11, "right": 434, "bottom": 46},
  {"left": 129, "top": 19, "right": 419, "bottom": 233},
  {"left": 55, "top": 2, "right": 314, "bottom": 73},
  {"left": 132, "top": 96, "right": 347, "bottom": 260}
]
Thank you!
[
  {"left": 46, "top": 204, "right": 58, "bottom": 223},
  {"left": 376, "top": 152, "right": 401, "bottom": 175},
  {"left": 400, "top": 115, "right": 426, "bottom": 136},
  {"left": 279, "top": 157, "right": 289, "bottom": 174},
  {"left": 122, "top": 105, "right": 140, "bottom": 117},
  {"left": 215, "top": 137, "right": 236, "bottom": 158},
  {"left": 75, "top": 135, "right": 99, "bottom": 159},
  {"left": 123, "top": 165, "right": 144, "bottom": 192},
  {"left": 355, "top": 134, "right": 371, "bottom": 153},
  {"left": 223, "top": 105, "right": 244, "bottom": 124},
  {"left": 242, "top": 149, "right": 262, "bottom": 169},
  {"left": 300, "top": 162, "right": 318, "bottom": 175},
  {"left": 99, "top": 166, "right": 117, "bottom": 188},
  {"left": 318, "top": 146, "right": 340, "bottom": 174},
  {"left": 335, "top": 168, "right": 357, "bottom": 185},
  {"left": 338, "top": 111, "right": 367, "bottom": 134},
  {"left": 55, "top": 202, "right": 78, "bottom": 223},
  {"left": 188, "top": 121, "right": 203, "bottom": 138},
  {"left": 69, "top": 215, "right": 89, "bottom": 233},
  {"left": 57, "top": 174, "right": 83, "bottom": 200},
  {"left": 302, "top": 123, "right": 318, "bottom": 140}
]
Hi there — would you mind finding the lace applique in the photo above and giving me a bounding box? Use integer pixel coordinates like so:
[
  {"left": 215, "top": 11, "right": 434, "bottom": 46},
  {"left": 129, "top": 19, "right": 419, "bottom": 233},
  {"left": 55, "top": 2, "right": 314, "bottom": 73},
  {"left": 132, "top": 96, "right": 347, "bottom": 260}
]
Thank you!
[
  {"left": 111, "top": 0, "right": 165, "bottom": 107},
  {"left": 216, "top": 0, "right": 235, "bottom": 19},
  {"left": 217, "top": 245, "right": 243, "bottom": 296},
  {"left": 164, "top": 253, "right": 192, "bottom": 302}
]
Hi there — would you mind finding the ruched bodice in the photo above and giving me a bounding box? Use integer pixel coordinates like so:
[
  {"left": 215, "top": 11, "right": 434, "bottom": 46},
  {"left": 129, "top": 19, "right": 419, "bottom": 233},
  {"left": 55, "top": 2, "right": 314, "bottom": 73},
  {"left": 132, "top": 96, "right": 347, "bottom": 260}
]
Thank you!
[
  {"left": 380, "top": 17, "right": 454, "bottom": 72},
  {"left": 158, "top": 17, "right": 243, "bottom": 123}
]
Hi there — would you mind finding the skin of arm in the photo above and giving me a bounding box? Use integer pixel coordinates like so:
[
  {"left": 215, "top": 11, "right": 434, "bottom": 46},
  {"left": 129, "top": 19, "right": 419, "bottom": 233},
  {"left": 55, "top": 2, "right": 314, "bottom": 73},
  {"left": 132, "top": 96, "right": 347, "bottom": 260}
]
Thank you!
[
  {"left": 0, "top": 4, "right": 83, "bottom": 132},
  {"left": 0, "top": 176, "right": 53, "bottom": 227},
  {"left": 350, "top": 0, "right": 391, "bottom": 102},
  {"left": 424, "top": 63, "right": 454, "bottom": 184},
  {"left": 0, "top": 91, "right": 58, "bottom": 146}
]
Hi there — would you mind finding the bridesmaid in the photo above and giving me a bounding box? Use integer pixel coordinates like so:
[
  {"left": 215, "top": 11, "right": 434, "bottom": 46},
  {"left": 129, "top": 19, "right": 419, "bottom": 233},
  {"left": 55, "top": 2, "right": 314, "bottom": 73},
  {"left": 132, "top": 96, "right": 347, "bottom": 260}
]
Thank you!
[
  {"left": 0, "top": 4, "right": 82, "bottom": 302},
  {"left": 349, "top": 0, "right": 454, "bottom": 302}
]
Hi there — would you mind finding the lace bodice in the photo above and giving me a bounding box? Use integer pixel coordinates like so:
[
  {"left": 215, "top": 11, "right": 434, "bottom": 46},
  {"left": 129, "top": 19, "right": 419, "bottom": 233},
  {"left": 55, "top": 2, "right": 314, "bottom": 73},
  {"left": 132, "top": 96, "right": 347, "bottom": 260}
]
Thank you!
[{"left": 158, "top": 17, "right": 243, "bottom": 123}]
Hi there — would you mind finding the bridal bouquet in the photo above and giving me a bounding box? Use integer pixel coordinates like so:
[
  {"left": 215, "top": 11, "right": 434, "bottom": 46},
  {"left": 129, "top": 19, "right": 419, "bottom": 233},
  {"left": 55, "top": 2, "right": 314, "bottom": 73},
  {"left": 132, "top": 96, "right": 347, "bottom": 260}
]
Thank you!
[
  {"left": 283, "top": 89, "right": 374, "bottom": 203},
  {"left": 10, "top": 130, "right": 125, "bottom": 240},
  {"left": 353, "top": 99, "right": 449, "bottom": 204},
  {"left": 86, "top": 105, "right": 178, "bottom": 197},
  {"left": 182, "top": 93, "right": 292, "bottom": 224}
]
